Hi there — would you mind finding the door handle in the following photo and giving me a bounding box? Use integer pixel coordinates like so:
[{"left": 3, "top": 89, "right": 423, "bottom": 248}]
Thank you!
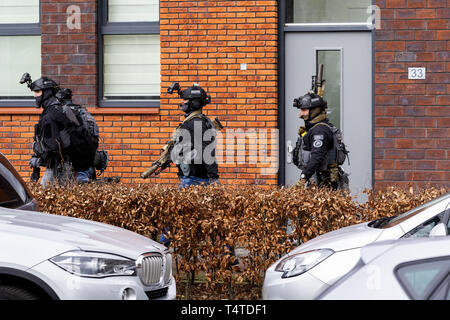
[{"left": 287, "top": 141, "right": 293, "bottom": 163}]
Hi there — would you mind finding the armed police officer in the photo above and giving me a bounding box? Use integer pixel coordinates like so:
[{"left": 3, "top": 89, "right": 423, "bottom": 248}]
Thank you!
[
  {"left": 141, "top": 82, "right": 220, "bottom": 187},
  {"left": 21, "top": 73, "right": 100, "bottom": 186},
  {"left": 144, "top": 83, "right": 220, "bottom": 246},
  {"left": 292, "top": 66, "right": 349, "bottom": 190},
  {"left": 21, "top": 74, "right": 74, "bottom": 186},
  {"left": 172, "top": 83, "right": 219, "bottom": 187}
]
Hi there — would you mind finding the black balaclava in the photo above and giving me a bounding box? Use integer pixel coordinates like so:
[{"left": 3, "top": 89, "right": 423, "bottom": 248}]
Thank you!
[
  {"left": 180, "top": 101, "right": 191, "bottom": 114},
  {"left": 180, "top": 99, "right": 203, "bottom": 114},
  {"left": 35, "top": 88, "right": 55, "bottom": 109},
  {"left": 180, "top": 86, "right": 206, "bottom": 115}
]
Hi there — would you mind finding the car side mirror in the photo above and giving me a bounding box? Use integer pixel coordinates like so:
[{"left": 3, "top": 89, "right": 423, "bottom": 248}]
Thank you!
[{"left": 429, "top": 223, "right": 448, "bottom": 237}]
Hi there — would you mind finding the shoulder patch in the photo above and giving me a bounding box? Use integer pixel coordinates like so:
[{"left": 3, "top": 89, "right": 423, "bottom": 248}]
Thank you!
[
  {"left": 313, "top": 134, "right": 324, "bottom": 141},
  {"left": 313, "top": 140, "right": 323, "bottom": 148}
]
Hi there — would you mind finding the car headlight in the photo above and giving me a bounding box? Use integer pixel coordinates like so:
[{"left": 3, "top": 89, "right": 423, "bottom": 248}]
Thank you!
[
  {"left": 275, "top": 249, "right": 334, "bottom": 278},
  {"left": 164, "top": 253, "right": 173, "bottom": 284},
  {"left": 50, "top": 251, "right": 136, "bottom": 278}
]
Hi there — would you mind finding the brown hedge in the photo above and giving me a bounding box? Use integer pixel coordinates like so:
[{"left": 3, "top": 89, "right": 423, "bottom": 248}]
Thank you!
[{"left": 28, "top": 182, "right": 447, "bottom": 299}]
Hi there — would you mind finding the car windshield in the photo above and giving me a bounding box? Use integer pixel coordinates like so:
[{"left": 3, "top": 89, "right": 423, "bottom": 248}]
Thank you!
[
  {"left": 370, "top": 193, "right": 450, "bottom": 229},
  {"left": 0, "top": 161, "right": 29, "bottom": 208}
]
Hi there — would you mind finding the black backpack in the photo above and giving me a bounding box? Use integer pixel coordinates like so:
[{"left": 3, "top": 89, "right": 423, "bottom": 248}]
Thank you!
[
  {"left": 316, "top": 123, "right": 350, "bottom": 166},
  {"left": 61, "top": 103, "right": 99, "bottom": 171}
]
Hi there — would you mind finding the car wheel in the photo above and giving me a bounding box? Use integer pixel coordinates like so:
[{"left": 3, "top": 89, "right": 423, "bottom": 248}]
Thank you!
[{"left": 0, "top": 285, "right": 39, "bottom": 300}]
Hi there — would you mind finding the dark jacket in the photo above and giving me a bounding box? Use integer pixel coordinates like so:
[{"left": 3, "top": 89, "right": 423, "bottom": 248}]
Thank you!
[
  {"left": 34, "top": 96, "right": 71, "bottom": 167},
  {"left": 175, "top": 112, "right": 219, "bottom": 180},
  {"left": 301, "top": 118, "right": 334, "bottom": 180}
]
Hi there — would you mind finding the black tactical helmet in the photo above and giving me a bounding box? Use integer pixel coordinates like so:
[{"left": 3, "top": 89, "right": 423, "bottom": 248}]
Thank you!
[
  {"left": 29, "top": 77, "right": 59, "bottom": 92},
  {"left": 293, "top": 92, "right": 326, "bottom": 110},
  {"left": 20, "top": 73, "right": 59, "bottom": 92},
  {"left": 180, "top": 83, "right": 211, "bottom": 109}
]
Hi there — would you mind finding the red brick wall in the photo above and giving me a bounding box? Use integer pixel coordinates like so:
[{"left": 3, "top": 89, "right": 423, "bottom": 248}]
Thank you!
[
  {"left": 157, "top": 0, "right": 279, "bottom": 185},
  {"left": 0, "top": 115, "right": 35, "bottom": 168},
  {"left": 0, "top": 0, "right": 279, "bottom": 186},
  {"left": 374, "top": 0, "right": 449, "bottom": 189},
  {"left": 41, "top": 0, "right": 97, "bottom": 108},
  {"left": 0, "top": 0, "right": 161, "bottom": 183},
  {"left": 2, "top": 1, "right": 447, "bottom": 189},
  {"left": 0, "top": 0, "right": 98, "bottom": 179}
]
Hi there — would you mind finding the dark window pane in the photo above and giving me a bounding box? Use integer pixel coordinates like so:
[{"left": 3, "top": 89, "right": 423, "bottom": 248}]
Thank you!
[
  {"left": 286, "top": 0, "right": 371, "bottom": 24},
  {"left": 396, "top": 259, "right": 450, "bottom": 300},
  {"left": 0, "top": 162, "right": 27, "bottom": 208}
]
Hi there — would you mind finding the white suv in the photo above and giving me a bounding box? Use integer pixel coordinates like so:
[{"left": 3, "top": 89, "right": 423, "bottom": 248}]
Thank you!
[
  {"left": 0, "top": 208, "right": 176, "bottom": 300},
  {"left": 263, "top": 192, "right": 450, "bottom": 300},
  {"left": 0, "top": 153, "right": 175, "bottom": 300}
]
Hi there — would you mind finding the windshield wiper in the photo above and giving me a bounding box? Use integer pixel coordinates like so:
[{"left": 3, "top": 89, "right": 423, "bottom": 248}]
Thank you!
[{"left": 368, "top": 216, "right": 395, "bottom": 228}]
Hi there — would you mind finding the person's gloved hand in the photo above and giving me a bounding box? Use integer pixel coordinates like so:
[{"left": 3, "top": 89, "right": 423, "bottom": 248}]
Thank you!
[
  {"left": 296, "top": 178, "right": 308, "bottom": 188},
  {"left": 29, "top": 156, "right": 41, "bottom": 168},
  {"left": 296, "top": 174, "right": 309, "bottom": 188},
  {"left": 298, "top": 126, "right": 307, "bottom": 136},
  {"left": 30, "top": 167, "right": 40, "bottom": 182},
  {"left": 209, "top": 178, "right": 220, "bottom": 185}
]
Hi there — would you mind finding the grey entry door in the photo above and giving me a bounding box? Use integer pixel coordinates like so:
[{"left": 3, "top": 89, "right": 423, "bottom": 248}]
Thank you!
[{"left": 285, "top": 32, "right": 372, "bottom": 197}]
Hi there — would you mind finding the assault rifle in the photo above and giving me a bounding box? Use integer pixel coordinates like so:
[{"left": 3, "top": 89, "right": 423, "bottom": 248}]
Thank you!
[
  {"left": 140, "top": 139, "right": 175, "bottom": 179},
  {"left": 141, "top": 117, "right": 223, "bottom": 179},
  {"left": 309, "top": 63, "right": 326, "bottom": 98}
]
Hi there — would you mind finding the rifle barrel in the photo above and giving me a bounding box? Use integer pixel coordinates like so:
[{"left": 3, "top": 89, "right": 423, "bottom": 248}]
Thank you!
[
  {"left": 141, "top": 163, "right": 159, "bottom": 179},
  {"left": 317, "top": 64, "right": 324, "bottom": 86},
  {"left": 213, "top": 117, "right": 224, "bottom": 130}
]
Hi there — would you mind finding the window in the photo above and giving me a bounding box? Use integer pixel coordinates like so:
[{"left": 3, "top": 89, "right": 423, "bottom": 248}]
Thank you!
[
  {"left": 108, "top": 0, "right": 159, "bottom": 22},
  {"left": 317, "top": 50, "right": 341, "bottom": 129},
  {"left": 286, "top": 0, "right": 372, "bottom": 25},
  {"left": 381, "top": 193, "right": 450, "bottom": 229},
  {"left": 0, "top": 162, "right": 29, "bottom": 209},
  {"left": 99, "top": 0, "right": 160, "bottom": 108},
  {"left": 402, "top": 214, "right": 443, "bottom": 238},
  {"left": 0, "top": 0, "right": 41, "bottom": 107},
  {"left": 396, "top": 258, "right": 450, "bottom": 300}
]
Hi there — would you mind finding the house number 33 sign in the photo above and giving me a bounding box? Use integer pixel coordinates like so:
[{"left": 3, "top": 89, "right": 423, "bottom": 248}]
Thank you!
[{"left": 408, "top": 67, "right": 426, "bottom": 80}]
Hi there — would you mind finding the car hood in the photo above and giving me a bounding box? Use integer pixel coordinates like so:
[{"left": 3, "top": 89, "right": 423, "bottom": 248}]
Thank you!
[
  {"left": 0, "top": 208, "right": 166, "bottom": 261},
  {"left": 288, "top": 222, "right": 383, "bottom": 255}
]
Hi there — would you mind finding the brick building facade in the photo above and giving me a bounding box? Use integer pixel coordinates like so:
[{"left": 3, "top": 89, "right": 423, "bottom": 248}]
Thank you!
[
  {"left": 374, "top": 0, "right": 449, "bottom": 189},
  {"left": 0, "top": 0, "right": 448, "bottom": 189}
]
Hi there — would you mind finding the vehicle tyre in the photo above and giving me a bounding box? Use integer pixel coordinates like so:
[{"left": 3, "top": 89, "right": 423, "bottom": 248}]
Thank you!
[{"left": 0, "top": 285, "right": 39, "bottom": 300}]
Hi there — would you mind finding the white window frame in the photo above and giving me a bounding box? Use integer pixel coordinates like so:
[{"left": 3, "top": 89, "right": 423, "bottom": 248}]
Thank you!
[
  {"left": 284, "top": 0, "right": 375, "bottom": 31},
  {"left": 0, "top": 1, "right": 41, "bottom": 107},
  {"left": 98, "top": 0, "right": 160, "bottom": 108}
]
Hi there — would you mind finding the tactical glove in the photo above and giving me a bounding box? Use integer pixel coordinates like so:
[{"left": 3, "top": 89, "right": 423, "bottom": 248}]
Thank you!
[
  {"left": 296, "top": 173, "right": 309, "bottom": 188},
  {"left": 30, "top": 167, "right": 40, "bottom": 182},
  {"left": 296, "top": 178, "right": 309, "bottom": 188},
  {"left": 29, "top": 156, "right": 41, "bottom": 168},
  {"left": 298, "top": 126, "right": 307, "bottom": 136},
  {"left": 209, "top": 178, "right": 220, "bottom": 185}
]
